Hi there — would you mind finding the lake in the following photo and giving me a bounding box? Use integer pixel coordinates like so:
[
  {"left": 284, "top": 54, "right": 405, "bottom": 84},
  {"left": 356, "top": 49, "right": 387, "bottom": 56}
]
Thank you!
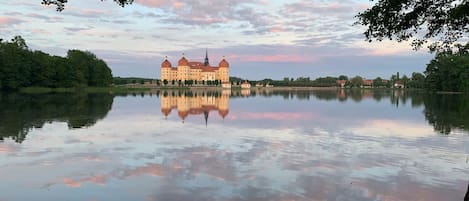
[{"left": 0, "top": 89, "right": 468, "bottom": 201}]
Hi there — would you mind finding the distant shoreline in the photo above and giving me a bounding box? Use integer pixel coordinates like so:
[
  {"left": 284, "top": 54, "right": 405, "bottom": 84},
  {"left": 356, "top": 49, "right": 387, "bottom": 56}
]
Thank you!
[{"left": 2, "top": 86, "right": 464, "bottom": 94}]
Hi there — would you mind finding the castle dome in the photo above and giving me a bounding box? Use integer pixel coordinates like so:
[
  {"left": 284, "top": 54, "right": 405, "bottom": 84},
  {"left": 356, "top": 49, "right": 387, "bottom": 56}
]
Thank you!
[
  {"left": 161, "top": 59, "right": 172, "bottom": 68},
  {"left": 219, "top": 58, "right": 229, "bottom": 68},
  {"left": 178, "top": 56, "right": 189, "bottom": 66}
]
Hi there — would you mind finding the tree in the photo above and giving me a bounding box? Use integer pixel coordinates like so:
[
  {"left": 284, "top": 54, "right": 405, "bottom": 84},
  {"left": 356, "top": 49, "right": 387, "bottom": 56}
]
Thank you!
[
  {"left": 401, "top": 75, "right": 410, "bottom": 88},
  {"left": 355, "top": 0, "right": 468, "bottom": 51},
  {"left": 338, "top": 75, "right": 348, "bottom": 80},
  {"left": 0, "top": 36, "right": 112, "bottom": 90},
  {"left": 373, "top": 77, "right": 384, "bottom": 88},
  {"left": 425, "top": 51, "right": 469, "bottom": 92},
  {"left": 409, "top": 72, "right": 426, "bottom": 88},
  {"left": 350, "top": 76, "right": 364, "bottom": 88},
  {"left": 163, "top": 79, "right": 168, "bottom": 86}
]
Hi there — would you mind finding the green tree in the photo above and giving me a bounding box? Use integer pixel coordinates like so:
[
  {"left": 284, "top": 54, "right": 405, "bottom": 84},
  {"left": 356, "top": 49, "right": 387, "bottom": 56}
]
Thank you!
[
  {"left": 373, "top": 77, "right": 384, "bottom": 88},
  {"left": 163, "top": 79, "right": 168, "bottom": 86},
  {"left": 338, "top": 75, "right": 348, "bottom": 80},
  {"left": 425, "top": 51, "right": 469, "bottom": 92},
  {"left": 401, "top": 75, "right": 410, "bottom": 88},
  {"left": 409, "top": 72, "right": 426, "bottom": 88},
  {"left": 350, "top": 76, "right": 364, "bottom": 88},
  {"left": 355, "top": 0, "right": 468, "bottom": 51}
]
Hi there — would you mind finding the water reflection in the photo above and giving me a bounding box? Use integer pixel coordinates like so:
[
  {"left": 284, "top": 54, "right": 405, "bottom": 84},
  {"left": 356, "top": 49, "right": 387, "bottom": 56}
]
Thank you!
[
  {"left": 0, "top": 89, "right": 467, "bottom": 201},
  {"left": 160, "top": 89, "right": 230, "bottom": 124},
  {"left": 0, "top": 93, "right": 113, "bottom": 143},
  {"left": 158, "top": 89, "right": 468, "bottom": 134}
]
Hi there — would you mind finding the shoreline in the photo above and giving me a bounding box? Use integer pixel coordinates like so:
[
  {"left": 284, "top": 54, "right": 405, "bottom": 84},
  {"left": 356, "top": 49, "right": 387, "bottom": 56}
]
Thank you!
[{"left": 2, "top": 86, "right": 464, "bottom": 94}]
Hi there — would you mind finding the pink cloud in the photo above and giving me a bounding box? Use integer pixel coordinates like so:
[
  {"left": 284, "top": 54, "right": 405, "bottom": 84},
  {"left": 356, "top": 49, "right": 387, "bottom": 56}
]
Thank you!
[
  {"left": 0, "top": 143, "right": 20, "bottom": 153},
  {"left": 123, "top": 163, "right": 166, "bottom": 177},
  {"left": 269, "top": 26, "right": 284, "bottom": 33},
  {"left": 0, "top": 16, "right": 24, "bottom": 26},
  {"left": 227, "top": 54, "right": 316, "bottom": 63},
  {"left": 62, "top": 174, "right": 108, "bottom": 188}
]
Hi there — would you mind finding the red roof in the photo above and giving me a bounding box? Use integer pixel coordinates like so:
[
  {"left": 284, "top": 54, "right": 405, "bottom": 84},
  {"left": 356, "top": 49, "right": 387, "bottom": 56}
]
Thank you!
[
  {"left": 178, "top": 57, "right": 189, "bottom": 66},
  {"left": 219, "top": 59, "right": 229, "bottom": 68},
  {"left": 161, "top": 59, "right": 172, "bottom": 68}
]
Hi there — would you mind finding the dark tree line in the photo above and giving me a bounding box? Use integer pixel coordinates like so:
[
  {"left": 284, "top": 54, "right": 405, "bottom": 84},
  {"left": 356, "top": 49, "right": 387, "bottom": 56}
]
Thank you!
[
  {"left": 425, "top": 49, "right": 469, "bottom": 92},
  {"left": 0, "top": 36, "right": 113, "bottom": 90}
]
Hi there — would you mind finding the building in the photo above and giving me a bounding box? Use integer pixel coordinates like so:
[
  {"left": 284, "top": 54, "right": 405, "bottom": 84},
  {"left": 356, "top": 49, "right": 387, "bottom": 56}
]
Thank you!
[
  {"left": 161, "top": 50, "right": 230, "bottom": 86},
  {"left": 362, "top": 79, "right": 374, "bottom": 88},
  {"left": 336, "top": 80, "right": 347, "bottom": 88},
  {"left": 241, "top": 81, "right": 251, "bottom": 89}
]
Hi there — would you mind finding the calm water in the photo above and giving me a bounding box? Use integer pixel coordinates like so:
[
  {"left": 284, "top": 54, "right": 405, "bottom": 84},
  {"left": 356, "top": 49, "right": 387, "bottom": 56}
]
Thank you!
[{"left": 0, "top": 89, "right": 468, "bottom": 201}]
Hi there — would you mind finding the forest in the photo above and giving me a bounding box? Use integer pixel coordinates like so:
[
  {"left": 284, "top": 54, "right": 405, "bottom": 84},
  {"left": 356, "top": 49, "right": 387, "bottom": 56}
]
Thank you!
[{"left": 0, "top": 36, "right": 113, "bottom": 90}]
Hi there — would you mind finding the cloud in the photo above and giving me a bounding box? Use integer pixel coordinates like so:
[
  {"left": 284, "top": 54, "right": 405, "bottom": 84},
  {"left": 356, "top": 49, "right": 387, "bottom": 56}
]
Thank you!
[
  {"left": 134, "top": 0, "right": 272, "bottom": 32},
  {"left": 230, "top": 112, "right": 315, "bottom": 121},
  {"left": 64, "top": 26, "right": 94, "bottom": 32},
  {"left": 0, "top": 16, "right": 25, "bottom": 26},
  {"left": 26, "top": 13, "right": 50, "bottom": 20},
  {"left": 62, "top": 174, "right": 107, "bottom": 188}
]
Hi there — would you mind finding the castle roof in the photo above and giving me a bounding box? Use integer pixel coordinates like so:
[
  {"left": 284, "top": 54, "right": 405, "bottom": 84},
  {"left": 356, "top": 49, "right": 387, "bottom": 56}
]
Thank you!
[
  {"left": 161, "top": 59, "right": 172, "bottom": 68},
  {"left": 178, "top": 56, "right": 189, "bottom": 66},
  {"left": 219, "top": 58, "right": 229, "bottom": 68}
]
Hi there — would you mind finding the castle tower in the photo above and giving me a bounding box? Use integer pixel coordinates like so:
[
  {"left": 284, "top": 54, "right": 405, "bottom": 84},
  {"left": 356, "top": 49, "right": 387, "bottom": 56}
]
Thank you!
[
  {"left": 218, "top": 56, "right": 230, "bottom": 83},
  {"left": 177, "top": 54, "right": 189, "bottom": 82},
  {"left": 161, "top": 56, "right": 172, "bottom": 81}
]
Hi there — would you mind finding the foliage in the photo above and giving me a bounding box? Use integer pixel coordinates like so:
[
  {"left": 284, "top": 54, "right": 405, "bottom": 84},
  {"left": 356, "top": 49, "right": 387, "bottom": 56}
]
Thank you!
[
  {"left": 373, "top": 77, "right": 384, "bottom": 87},
  {"left": 425, "top": 51, "right": 469, "bottom": 92},
  {"left": 0, "top": 36, "right": 113, "bottom": 90},
  {"left": 350, "top": 76, "right": 364, "bottom": 87},
  {"left": 408, "top": 72, "right": 426, "bottom": 88},
  {"left": 355, "top": 0, "right": 468, "bottom": 52}
]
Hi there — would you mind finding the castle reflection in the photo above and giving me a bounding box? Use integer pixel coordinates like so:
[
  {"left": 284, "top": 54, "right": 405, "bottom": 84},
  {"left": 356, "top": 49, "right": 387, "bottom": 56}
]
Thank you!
[{"left": 160, "top": 90, "right": 230, "bottom": 124}]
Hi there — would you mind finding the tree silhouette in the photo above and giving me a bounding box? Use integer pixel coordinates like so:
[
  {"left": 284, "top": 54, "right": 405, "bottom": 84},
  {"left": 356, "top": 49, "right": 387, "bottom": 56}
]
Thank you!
[{"left": 355, "top": 0, "right": 468, "bottom": 51}]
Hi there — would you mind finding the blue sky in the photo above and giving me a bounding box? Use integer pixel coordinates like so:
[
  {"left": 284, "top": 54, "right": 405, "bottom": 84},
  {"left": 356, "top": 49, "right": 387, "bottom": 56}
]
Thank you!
[{"left": 0, "top": 0, "right": 433, "bottom": 80}]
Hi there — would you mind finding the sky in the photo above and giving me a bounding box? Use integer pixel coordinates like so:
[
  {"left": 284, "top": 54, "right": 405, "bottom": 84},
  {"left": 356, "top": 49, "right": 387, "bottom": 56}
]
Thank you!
[{"left": 0, "top": 0, "right": 434, "bottom": 80}]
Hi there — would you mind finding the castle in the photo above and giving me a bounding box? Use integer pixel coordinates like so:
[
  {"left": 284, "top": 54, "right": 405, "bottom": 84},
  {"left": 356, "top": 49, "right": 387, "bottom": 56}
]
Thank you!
[{"left": 160, "top": 50, "right": 230, "bottom": 87}]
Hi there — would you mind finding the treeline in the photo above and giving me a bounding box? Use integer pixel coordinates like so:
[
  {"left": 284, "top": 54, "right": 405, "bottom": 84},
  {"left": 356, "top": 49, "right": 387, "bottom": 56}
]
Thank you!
[
  {"left": 246, "top": 50, "right": 468, "bottom": 92},
  {"left": 0, "top": 36, "right": 113, "bottom": 90},
  {"left": 426, "top": 49, "right": 469, "bottom": 92}
]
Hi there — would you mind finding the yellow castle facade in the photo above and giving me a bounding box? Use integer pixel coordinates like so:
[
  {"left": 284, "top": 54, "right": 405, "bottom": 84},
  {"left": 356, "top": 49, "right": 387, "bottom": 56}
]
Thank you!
[
  {"left": 161, "top": 90, "right": 230, "bottom": 123},
  {"left": 160, "top": 51, "right": 230, "bottom": 84}
]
